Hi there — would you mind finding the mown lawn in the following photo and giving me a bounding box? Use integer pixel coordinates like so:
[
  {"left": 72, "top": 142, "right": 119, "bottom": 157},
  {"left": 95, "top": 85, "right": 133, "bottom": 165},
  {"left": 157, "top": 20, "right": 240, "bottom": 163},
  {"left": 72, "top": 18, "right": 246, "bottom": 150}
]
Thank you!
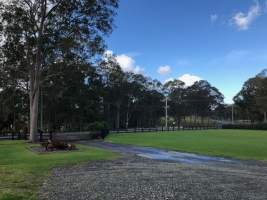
[
  {"left": 107, "top": 129, "right": 267, "bottom": 161},
  {"left": 0, "top": 141, "right": 117, "bottom": 200}
]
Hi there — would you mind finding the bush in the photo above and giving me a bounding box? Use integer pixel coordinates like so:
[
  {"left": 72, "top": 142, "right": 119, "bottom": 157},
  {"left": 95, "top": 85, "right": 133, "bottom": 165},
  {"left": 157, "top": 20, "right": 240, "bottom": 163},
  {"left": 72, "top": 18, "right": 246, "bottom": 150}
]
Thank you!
[
  {"left": 87, "top": 121, "right": 110, "bottom": 139},
  {"left": 87, "top": 121, "right": 109, "bottom": 131},
  {"left": 222, "top": 123, "right": 267, "bottom": 130}
]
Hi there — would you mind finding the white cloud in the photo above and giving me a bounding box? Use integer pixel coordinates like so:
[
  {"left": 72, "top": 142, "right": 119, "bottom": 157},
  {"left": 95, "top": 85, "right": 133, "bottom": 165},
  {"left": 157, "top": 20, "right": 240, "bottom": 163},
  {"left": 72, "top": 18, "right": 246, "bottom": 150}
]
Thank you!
[
  {"left": 210, "top": 14, "right": 218, "bottom": 23},
  {"left": 104, "top": 50, "right": 144, "bottom": 74},
  {"left": 115, "top": 54, "right": 136, "bottom": 72},
  {"left": 158, "top": 65, "right": 172, "bottom": 75},
  {"left": 178, "top": 74, "right": 202, "bottom": 86},
  {"left": 232, "top": 1, "right": 261, "bottom": 30}
]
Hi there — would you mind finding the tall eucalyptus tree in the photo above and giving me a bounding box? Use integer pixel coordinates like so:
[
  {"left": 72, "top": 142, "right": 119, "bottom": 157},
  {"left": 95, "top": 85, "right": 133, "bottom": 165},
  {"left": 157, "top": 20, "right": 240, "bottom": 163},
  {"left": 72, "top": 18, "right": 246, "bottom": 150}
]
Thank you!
[{"left": 0, "top": 0, "right": 118, "bottom": 141}]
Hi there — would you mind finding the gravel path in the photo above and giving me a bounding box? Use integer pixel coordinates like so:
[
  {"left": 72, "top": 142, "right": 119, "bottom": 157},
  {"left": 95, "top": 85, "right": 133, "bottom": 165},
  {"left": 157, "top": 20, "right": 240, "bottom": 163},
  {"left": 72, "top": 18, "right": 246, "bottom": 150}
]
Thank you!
[{"left": 40, "top": 153, "right": 267, "bottom": 200}]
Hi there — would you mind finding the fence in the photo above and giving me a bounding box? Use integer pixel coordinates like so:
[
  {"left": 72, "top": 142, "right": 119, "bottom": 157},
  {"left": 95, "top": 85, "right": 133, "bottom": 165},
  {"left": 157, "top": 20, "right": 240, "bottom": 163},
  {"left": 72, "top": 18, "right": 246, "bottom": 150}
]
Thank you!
[
  {"left": 0, "top": 131, "right": 51, "bottom": 141},
  {"left": 110, "top": 123, "right": 219, "bottom": 134},
  {"left": 0, "top": 131, "right": 98, "bottom": 141},
  {"left": 0, "top": 123, "right": 219, "bottom": 141}
]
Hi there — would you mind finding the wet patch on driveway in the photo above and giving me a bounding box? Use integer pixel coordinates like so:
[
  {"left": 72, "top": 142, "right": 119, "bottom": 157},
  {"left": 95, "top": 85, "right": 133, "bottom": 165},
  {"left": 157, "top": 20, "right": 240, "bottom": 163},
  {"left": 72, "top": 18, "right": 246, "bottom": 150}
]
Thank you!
[{"left": 79, "top": 141, "right": 239, "bottom": 165}]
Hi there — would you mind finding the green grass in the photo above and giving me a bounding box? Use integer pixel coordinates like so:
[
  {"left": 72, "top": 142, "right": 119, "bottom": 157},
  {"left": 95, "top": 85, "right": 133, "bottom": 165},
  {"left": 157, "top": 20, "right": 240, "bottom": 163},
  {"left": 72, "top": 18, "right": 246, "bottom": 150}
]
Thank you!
[
  {"left": 0, "top": 141, "right": 117, "bottom": 200},
  {"left": 107, "top": 129, "right": 267, "bottom": 161}
]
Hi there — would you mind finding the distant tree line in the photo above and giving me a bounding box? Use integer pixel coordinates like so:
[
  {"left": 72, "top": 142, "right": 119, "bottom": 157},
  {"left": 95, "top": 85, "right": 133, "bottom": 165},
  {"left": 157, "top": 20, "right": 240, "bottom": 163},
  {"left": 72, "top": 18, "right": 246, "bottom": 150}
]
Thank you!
[{"left": 0, "top": 49, "right": 225, "bottom": 133}]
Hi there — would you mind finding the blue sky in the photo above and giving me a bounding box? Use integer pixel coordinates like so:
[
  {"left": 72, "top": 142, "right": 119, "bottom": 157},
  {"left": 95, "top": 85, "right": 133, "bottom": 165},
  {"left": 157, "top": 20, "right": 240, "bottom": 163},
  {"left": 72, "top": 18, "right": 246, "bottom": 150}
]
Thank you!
[{"left": 105, "top": 0, "right": 267, "bottom": 103}]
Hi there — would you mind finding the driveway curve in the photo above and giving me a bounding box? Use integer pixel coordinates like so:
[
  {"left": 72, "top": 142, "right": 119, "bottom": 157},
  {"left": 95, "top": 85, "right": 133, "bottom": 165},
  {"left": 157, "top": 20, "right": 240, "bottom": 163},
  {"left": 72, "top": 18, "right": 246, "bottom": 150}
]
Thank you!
[{"left": 40, "top": 141, "right": 267, "bottom": 200}]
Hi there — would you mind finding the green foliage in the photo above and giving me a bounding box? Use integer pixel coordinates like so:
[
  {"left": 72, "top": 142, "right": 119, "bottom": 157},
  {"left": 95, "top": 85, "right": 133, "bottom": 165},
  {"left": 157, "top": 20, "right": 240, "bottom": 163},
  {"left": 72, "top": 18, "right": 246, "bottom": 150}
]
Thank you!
[
  {"left": 87, "top": 121, "right": 110, "bottom": 131},
  {"left": 99, "top": 55, "right": 165, "bottom": 129},
  {"left": 159, "top": 117, "right": 176, "bottom": 126},
  {"left": 107, "top": 129, "right": 267, "bottom": 160},
  {"left": 222, "top": 123, "right": 267, "bottom": 130},
  {"left": 163, "top": 79, "right": 224, "bottom": 124},
  {"left": 0, "top": 141, "right": 117, "bottom": 200},
  {"left": 234, "top": 74, "right": 267, "bottom": 122}
]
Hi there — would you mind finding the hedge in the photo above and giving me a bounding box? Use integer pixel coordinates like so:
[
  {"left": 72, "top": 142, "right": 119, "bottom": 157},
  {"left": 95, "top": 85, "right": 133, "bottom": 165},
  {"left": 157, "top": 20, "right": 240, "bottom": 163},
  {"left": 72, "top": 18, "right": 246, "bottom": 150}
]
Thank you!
[{"left": 222, "top": 123, "right": 267, "bottom": 130}]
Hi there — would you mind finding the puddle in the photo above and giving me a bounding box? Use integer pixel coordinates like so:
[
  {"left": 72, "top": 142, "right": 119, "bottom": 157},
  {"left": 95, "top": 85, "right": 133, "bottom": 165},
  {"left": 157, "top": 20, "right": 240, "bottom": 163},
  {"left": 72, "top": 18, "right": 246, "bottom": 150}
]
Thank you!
[{"left": 80, "top": 141, "right": 239, "bottom": 165}]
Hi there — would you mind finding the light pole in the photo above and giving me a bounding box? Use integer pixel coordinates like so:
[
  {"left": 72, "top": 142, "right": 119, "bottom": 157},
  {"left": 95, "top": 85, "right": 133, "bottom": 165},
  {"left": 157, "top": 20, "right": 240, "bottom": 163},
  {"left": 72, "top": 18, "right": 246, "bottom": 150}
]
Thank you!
[{"left": 165, "top": 96, "right": 168, "bottom": 128}]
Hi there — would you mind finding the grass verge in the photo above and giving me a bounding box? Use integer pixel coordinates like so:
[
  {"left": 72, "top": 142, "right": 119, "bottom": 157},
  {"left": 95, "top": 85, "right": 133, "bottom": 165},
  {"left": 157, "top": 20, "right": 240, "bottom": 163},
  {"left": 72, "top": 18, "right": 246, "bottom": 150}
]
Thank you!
[{"left": 0, "top": 140, "right": 117, "bottom": 200}]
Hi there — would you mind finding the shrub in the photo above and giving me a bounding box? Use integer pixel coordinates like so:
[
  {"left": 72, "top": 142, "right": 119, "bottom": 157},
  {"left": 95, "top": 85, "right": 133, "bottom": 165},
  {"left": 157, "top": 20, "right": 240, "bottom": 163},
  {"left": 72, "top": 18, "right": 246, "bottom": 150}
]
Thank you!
[
  {"left": 222, "top": 123, "right": 267, "bottom": 130},
  {"left": 87, "top": 121, "right": 110, "bottom": 139},
  {"left": 87, "top": 121, "right": 109, "bottom": 131}
]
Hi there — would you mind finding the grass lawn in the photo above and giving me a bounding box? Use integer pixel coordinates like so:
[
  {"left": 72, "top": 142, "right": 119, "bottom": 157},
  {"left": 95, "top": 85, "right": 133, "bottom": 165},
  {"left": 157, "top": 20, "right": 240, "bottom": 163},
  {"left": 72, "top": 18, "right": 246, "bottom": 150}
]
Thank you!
[
  {"left": 0, "top": 141, "right": 117, "bottom": 200},
  {"left": 107, "top": 129, "right": 267, "bottom": 161}
]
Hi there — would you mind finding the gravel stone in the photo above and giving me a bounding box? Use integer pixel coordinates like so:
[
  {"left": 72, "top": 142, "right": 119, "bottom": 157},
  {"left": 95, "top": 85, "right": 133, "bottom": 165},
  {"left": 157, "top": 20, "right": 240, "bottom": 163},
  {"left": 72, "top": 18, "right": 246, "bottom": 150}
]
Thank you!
[{"left": 39, "top": 155, "right": 267, "bottom": 200}]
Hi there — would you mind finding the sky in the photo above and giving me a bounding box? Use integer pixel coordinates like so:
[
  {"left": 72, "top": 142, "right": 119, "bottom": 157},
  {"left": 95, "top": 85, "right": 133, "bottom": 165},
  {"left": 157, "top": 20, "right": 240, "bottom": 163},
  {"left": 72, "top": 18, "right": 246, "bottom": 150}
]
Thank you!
[{"left": 105, "top": 0, "right": 267, "bottom": 103}]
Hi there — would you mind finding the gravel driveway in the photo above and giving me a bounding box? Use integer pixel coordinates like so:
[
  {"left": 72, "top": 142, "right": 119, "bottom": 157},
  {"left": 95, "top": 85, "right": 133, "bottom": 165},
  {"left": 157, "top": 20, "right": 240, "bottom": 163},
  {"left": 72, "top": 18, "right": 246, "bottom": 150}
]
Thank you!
[{"left": 39, "top": 143, "right": 267, "bottom": 200}]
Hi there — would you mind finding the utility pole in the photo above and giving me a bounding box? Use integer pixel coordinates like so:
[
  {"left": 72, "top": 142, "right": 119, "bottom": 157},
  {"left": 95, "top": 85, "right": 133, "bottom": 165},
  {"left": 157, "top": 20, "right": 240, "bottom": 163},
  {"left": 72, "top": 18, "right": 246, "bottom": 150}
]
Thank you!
[
  {"left": 231, "top": 104, "right": 234, "bottom": 124},
  {"left": 165, "top": 96, "right": 168, "bottom": 128}
]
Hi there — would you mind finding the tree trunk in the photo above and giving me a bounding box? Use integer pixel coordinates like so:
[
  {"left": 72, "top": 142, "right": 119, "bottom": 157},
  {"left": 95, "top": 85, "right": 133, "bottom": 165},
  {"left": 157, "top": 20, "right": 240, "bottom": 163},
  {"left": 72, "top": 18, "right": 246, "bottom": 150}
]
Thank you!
[
  {"left": 116, "top": 103, "right": 120, "bottom": 129},
  {"left": 29, "top": 0, "right": 46, "bottom": 142},
  {"left": 125, "top": 100, "right": 130, "bottom": 129},
  {"left": 126, "top": 111, "right": 129, "bottom": 129},
  {"left": 177, "top": 117, "right": 181, "bottom": 129},
  {"left": 29, "top": 85, "right": 40, "bottom": 142}
]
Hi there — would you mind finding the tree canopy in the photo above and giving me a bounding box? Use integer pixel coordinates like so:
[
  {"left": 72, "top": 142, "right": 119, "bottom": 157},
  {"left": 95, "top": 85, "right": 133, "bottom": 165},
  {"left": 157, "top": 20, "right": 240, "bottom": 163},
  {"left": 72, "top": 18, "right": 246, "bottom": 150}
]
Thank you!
[
  {"left": 234, "top": 72, "right": 267, "bottom": 122},
  {"left": 0, "top": 0, "right": 119, "bottom": 141}
]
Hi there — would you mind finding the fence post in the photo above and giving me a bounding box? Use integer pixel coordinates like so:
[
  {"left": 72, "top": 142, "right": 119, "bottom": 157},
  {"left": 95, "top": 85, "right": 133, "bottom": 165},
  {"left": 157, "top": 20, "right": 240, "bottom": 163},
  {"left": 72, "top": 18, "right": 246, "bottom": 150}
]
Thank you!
[
  {"left": 39, "top": 131, "right": 43, "bottom": 142},
  {"left": 18, "top": 131, "right": 21, "bottom": 140}
]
